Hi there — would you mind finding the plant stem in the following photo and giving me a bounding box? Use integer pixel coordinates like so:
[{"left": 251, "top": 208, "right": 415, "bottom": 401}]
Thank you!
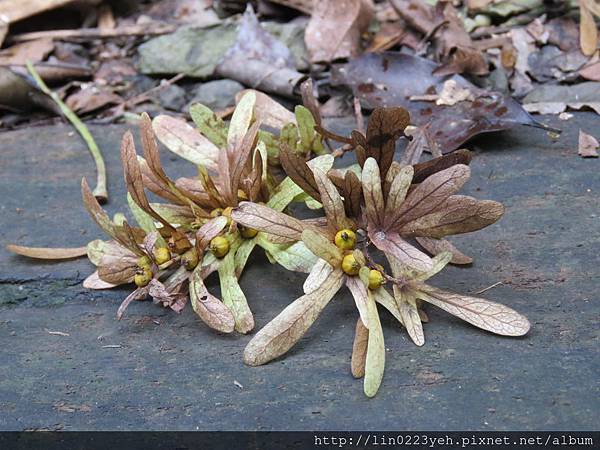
[{"left": 26, "top": 61, "right": 108, "bottom": 202}]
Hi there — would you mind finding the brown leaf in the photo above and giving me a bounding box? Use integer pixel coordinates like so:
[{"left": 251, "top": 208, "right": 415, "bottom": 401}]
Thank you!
[
  {"left": 305, "top": 0, "right": 373, "bottom": 63},
  {"left": 279, "top": 144, "right": 321, "bottom": 201},
  {"left": 400, "top": 125, "right": 440, "bottom": 165},
  {"left": 343, "top": 170, "right": 363, "bottom": 219},
  {"left": 190, "top": 266, "right": 235, "bottom": 333},
  {"left": 416, "top": 237, "right": 473, "bottom": 265},
  {"left": 578, "top": 129, "right": 599, "bottom": 158},
  {"left": 232, "top": 202, "right": 317, "bottom": 242},
  {"left": 369, "top": 228, "right": 433, "bottom": 272},
  {"left": 0, "top": 38, "right": 53, "bottom": 65},
  {"left": 386, "top": 164, "right": 470, "bottom": 231},
  {"left": 6, "top": 244, "right": 87, "bottom": 260},
  {"left": 384, "top": 165, "right": 413, "bottom": 219},
  {"left": 412, "top": 150, "right": 472, "bottom": 184},
  {"left": 98, "top": 259, "right": 137, "bottom": 285},
  {"left": 138, "top": 157, "right": 183, "bottom": 205},
  {"left": 394, "top": 286, "right": 424, "bottom": 346},
  {"left": 401, "top": 196, "right": 504, "bottom": 239},
  {"left": 65, "top": 86, "right": 121, "bottom": 115},
  {"left": 243, "top": 268, "right": 345, "bottom": 366},
  {"left": 227, "top": 120, "right": 260, "bottom": 205},
  {"left": 417, "top": 286, "right": 531, "bottom": 336},
  {"left": 361, "top": 157, "right": 385, "bottom": 228},
  {"left": 365, "top": 107, "right": 410, "bottom": 178},
  {"left": 121, "top": 130, "right": 176, "bottom": 233},
  {"left": 300, "top": 78, "right": 321, "bottom": 126},
  {"left": 351, "top": 318, "right": 368, "bottom": 378},
  {"left": 312, "top": 168, "right": 353, "bottom": 232},
  {"left": 580, "top": 0, "right": 598, "bottom": 56}
]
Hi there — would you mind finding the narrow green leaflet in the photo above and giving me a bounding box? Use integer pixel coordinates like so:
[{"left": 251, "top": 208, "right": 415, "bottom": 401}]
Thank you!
[
  {"left": 364, "top": 292, "right": 385, "bottom": 398},
  {"left": 218, "top": 238, "right": 254, "bottom": 334},
  {"left": 127, "top": 193, "right": 167, "bottom": 248},
  {"left": 227, "top": 91, "right": 255, "bottom": 149},
  {"left": 258, "top": 234, "right": 318, "bottom": 273},
  {"left": 234, "top": 238, "right": 257, "bottom": 278},
  {"left": 189, "top": 103, "right": 228, "bottom": 148},
  {"left": 295, "top": 105, "right": 324, "bottom": 154},
  {"left": 266, "top": 177, "right": 304, "bottom": 212}
]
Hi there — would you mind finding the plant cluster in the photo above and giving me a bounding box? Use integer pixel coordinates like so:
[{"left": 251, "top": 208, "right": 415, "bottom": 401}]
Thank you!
[{"left": 67, "top": 90, "right": 530, "bottom": 397}]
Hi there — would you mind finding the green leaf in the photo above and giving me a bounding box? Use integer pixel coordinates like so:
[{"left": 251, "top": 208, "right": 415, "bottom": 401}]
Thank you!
[
  {"left": 258, "top": 130, "right": 280, "bottom": 160},
  {"left": 127, "top": 193, "right": 167, "bottom": 248},
  {"left": 234, "top": 238, "right": 257, "bottom": 278},
  {"left": 280, "top": 123, "right": 299, "bottom": 153},
  {"left": 227, "top": 91, "right": 255, "bottom": 149},
  {"left": 190, "top": 103, "right": 228, "bottom": 148},
  {"left": 86, "top": 239, "right": 108, "bottom": 266},
  {"left": 295, "top": 105, "right": 324, "bottom": 154},
  {"left": 267, "top": 177, "right": 304, "bottom": 212},
  {"left": 257, "top": 234, "right": 318, "bottom": 273},
  {"left": 364, "top": 292, "right": 385, "bottom": 398},
  {"left": 113, "top": 212, "right": 126, "bottom": 226},
  {"left": 218, "top": 237, "right": 254, "bottom": 334}
]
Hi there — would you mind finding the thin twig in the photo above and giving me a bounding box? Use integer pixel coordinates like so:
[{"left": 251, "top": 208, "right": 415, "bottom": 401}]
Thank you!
[
  {"left": 353, "top": 97, "right": 365, "bottom": 134},
  {"left": 26, "top": 61, "right": 107, "bottom": 202},
  {"left": 11, "top": 24, "right": 176, "bottom": 43},
  {"left": 474, "top": 281, "right": 503, "bottom": 295}
]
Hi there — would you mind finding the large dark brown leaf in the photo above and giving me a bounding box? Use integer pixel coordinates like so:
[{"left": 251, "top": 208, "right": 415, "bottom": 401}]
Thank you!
[
  {"left": 331, "top": 52, "right": 550, "bottom": 152},
  {"left": 279, "top": 143, "right": 321, "bottom": 201},
  {"left": 365, "top": 107, "right": 410, "bottom": 178}
]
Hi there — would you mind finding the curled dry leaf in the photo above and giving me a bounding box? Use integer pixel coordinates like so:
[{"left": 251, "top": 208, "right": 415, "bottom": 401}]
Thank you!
[
  {"left": 190, "top": 267, "right": 235, "bottom": 333},
  {"left": 6, "top": 244, "right": 87, "bottom": 260},
  {"left": 351, "top": 318, "right": 369, "bottom": 378},
  {"left": 218, "top": 241, "right": 254, "bottom": 334},
  {"left": 243, "top": 269, "right": 345, "bottom": 366},
  {"left": 578, "top": 129, "right": 599, "bottom": 158}
]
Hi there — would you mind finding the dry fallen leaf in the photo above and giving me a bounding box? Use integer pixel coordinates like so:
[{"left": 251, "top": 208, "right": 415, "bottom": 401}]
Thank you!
[
  {"left": 580, "top": 0, "right": 599, "bottom": 56},
  {"left": 6, "top": 244, "right": 88, "bottom": 259},
  {"left": 578, "top": 129, "right": 599, "bottom": 157},
  {"left": 305, "top": 0, "right": 373, "bottom": 64}
]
